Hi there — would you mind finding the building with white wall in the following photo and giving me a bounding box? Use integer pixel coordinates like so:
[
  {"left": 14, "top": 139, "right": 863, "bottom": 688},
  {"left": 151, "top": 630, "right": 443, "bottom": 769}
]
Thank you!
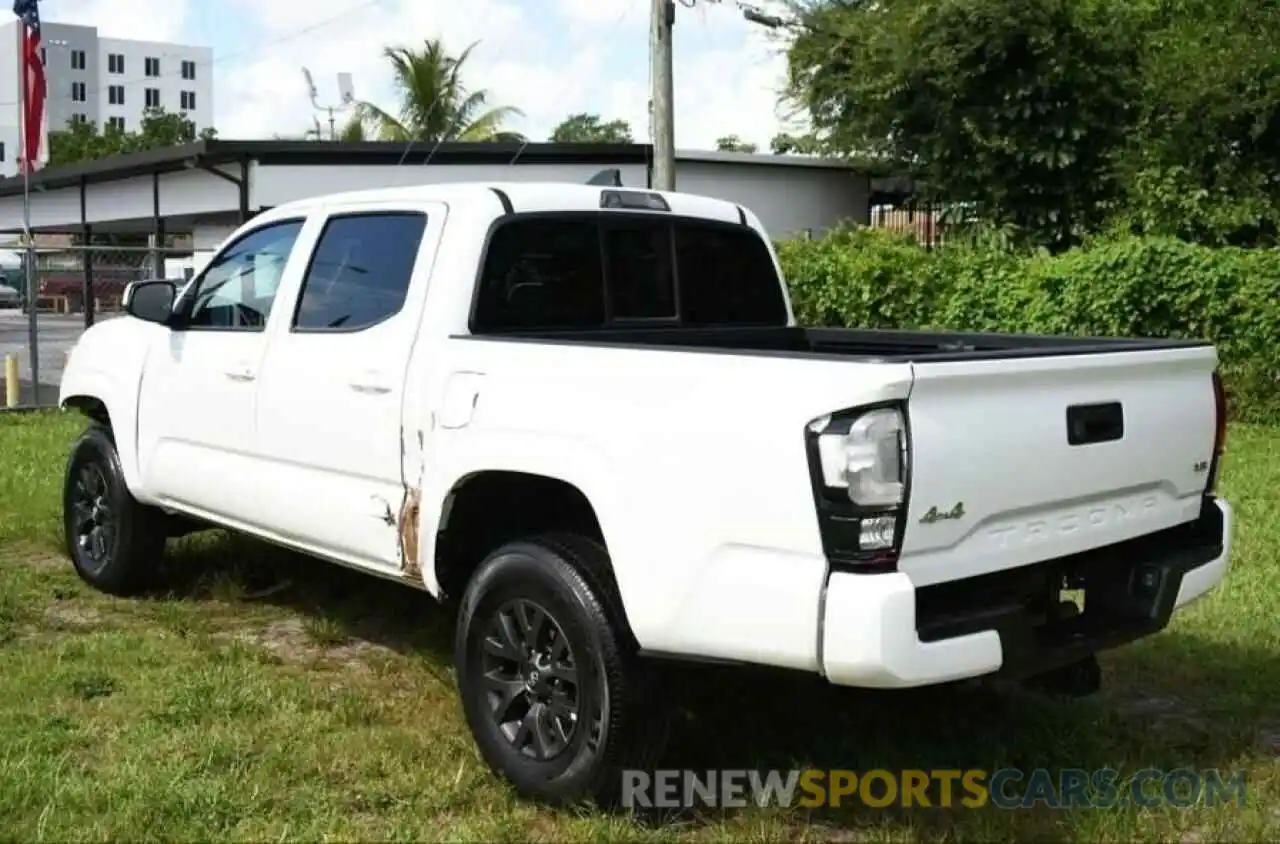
[
  {"left": 0, "top": 20, "right": 212, "bottom": 177},
  {"left": 0, "top": 141, "right": 874, "bottom": 257}
]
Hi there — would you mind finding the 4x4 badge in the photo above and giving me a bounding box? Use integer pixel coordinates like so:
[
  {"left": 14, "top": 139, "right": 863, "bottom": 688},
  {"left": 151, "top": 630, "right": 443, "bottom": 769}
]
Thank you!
[{"left": 920, "top": 502, "right": 965, "bottom": 524}]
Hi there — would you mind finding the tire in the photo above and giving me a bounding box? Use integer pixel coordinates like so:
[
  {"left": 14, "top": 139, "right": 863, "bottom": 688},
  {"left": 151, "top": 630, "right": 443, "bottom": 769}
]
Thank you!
[
  {"left": 454, "top": 533, "right": 668, "bottom": 807},
  {"left": 62, "top": 424, "right": 166, "bottom": 596}
]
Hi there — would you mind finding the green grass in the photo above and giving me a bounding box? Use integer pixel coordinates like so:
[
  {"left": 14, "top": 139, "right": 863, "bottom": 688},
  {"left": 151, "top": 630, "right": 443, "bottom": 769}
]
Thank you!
[{"left": 1, "top": 409, "right": 1277, "bottom": 841}]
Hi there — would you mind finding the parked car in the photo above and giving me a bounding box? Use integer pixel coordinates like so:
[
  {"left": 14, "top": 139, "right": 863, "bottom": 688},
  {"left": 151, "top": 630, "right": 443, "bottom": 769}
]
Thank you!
[
  {"left": 56, "top": 179, "right": 1233, "bottom": 806},
  {"left": 0, "top": 282, "right": 19, "bottom": 308}
]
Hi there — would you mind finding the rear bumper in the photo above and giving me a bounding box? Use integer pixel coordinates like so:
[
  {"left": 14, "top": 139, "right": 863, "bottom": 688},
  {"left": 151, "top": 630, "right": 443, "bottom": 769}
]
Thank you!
[{"left": 821, "top": 497, "right": 1232, "bottom": 689}]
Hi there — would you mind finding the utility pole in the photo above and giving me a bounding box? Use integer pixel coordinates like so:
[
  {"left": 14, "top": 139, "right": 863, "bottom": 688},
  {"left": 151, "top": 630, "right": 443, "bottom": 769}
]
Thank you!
[{"left": 650, "top": 0, "right": 676, "bottom": 191}]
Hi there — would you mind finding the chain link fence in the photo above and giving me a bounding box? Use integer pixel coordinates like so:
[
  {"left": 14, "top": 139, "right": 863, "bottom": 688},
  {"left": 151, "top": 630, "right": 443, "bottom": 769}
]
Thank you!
[{"left": 1, "top": 244, "right": 202, "bottom": 409}]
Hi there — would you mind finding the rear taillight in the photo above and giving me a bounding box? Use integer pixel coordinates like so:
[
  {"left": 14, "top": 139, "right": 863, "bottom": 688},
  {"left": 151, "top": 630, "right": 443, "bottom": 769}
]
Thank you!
[
  {"left": 805, "top": 403, "right": 910, "bottom": 573},
  {"left": 1206, "top": 370, "right": 1227, "bottom": 495}
]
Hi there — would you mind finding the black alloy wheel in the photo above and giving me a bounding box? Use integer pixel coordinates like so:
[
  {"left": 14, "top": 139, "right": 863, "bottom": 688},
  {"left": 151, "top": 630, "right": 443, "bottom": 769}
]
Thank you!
[
  {"left": 454, "top": 534, "right": 669, "bottom": 806},
  {"left": 480, "top": 597, "right": 582, "bottom": 761},
  {"left": 68, "top": 460, "right": 115, "bottom": 575},
  {"left": 63, "top": 424, "right": 164, "bottom": 596}
]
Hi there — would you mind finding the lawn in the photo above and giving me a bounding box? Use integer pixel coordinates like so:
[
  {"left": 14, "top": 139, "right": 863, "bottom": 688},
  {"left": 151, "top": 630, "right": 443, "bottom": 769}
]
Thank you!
[{"left": 0, "top": 409, "right": 1277, "bottom": 841}]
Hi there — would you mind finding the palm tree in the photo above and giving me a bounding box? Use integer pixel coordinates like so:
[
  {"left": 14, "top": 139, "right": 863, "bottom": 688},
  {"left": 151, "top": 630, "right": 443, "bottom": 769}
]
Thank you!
[
  {"left": 353, "top": 39, "right": 524, "bottom": 143},
  {"left": 337, "top": 113, "right": 367, "bottom": 142}
]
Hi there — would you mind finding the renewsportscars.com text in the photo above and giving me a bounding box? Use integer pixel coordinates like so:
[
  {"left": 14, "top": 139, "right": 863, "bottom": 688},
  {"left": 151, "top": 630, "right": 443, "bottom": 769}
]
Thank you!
[{"left": 620, "top": 768, "right": 1248, "bottom": 810}]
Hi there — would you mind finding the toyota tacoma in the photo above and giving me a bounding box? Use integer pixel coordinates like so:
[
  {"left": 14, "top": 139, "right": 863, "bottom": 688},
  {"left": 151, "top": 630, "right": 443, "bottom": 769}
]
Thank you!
[{"left": 57, "top": 177, "right": 1233, "bottom": 805}]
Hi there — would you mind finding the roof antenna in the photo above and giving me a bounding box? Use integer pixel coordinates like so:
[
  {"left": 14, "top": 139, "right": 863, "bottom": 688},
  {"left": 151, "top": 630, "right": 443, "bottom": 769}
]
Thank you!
[{"left": 586, "top": 168, "right": 623, "bottom": 187}]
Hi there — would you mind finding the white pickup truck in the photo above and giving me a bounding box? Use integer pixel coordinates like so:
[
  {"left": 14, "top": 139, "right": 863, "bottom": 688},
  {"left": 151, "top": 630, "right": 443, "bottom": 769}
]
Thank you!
[{"left": 57, "top": 178, "right": 1233, "bottom": 805}]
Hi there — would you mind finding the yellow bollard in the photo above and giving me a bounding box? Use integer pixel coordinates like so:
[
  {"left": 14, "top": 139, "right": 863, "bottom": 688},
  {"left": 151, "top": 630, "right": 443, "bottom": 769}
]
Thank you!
[{"left": 4, "top": 353, "right": 18, "bottom": 408}]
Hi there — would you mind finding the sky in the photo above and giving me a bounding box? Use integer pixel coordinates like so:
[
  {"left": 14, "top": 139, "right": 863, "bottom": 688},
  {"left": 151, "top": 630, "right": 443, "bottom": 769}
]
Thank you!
[{"left": 38, "top": 0, "right": 808, "bottom": 150}]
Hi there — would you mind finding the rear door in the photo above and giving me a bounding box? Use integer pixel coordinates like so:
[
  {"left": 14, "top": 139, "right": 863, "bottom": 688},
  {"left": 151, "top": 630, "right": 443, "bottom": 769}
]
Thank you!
[
  {"left": 900, "top": 345, "right": 1219, "bottom": 586},
  {"left": 251, "top": 200, "right": 445, "bottom": 573}
]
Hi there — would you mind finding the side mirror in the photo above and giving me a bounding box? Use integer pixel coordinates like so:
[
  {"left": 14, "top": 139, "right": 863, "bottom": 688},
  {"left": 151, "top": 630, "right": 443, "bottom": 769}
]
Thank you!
[{"left": 123, "top": 279, "right": 176, "bottom": 325}]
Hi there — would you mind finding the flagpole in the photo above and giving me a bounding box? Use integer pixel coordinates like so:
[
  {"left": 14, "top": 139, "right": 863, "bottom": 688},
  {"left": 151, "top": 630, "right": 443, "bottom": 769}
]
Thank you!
[{"left": 17, "top": 15, "right": 38, "bottom": 403}]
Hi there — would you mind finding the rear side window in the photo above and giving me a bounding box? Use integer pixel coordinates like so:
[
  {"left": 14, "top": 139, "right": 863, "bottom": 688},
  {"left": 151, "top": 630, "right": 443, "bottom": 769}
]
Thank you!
[
  {"left": 472, "top": 214, "right": 787, "bottom": 332},
  {"left": 293, "top": 212, "right": 427, "bottom": 332}
]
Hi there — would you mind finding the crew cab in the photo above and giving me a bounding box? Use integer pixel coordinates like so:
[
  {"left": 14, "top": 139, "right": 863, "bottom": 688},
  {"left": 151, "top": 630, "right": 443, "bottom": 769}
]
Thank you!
[{"left": 57, "top": 179, "right": 1233, "bottom": 806}]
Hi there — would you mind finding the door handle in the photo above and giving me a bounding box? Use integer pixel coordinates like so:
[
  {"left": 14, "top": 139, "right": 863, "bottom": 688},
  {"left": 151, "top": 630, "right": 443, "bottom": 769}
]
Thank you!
[
  {"left": 348, "top": 369, "right": 392, "bottom": 395},
  {"left": 224, "top": 367, "right": 255, "bottom": 382}
]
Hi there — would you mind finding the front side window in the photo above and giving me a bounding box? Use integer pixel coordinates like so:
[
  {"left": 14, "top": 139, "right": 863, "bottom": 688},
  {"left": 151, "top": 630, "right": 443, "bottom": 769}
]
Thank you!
[
  {"left": 184, "top": 220, "right": 304, "bottom": 330},
  {"left": 292, "top": 212, "right": 427, "bottom": 332}
]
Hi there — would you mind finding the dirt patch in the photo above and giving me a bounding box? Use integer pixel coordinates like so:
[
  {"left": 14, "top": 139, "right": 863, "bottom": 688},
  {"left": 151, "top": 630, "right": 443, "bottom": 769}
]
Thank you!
[
  {"left": 1255, "top": 725, "right": 1280, "bottom": 756},
  {"left": 221, "top": 618, "right": 395, "bottom": 671},
  {"left": 1110, "top": 693, "right": 1209, "bottom": 733},
  {"left": 28, "top": 551, "right": 68, "bottom": 572},
  {"left": 0, "top": 543, "right": 68, "bottom": 572},
  {"left": 1113, "top": 694, "right": 1186, "bottom": 716},
  {"left": 43, "top": 605, "right": 103, "bottom": 630},
  {"left": 327, "top": 640, "right": 397, "bottom": 672}
]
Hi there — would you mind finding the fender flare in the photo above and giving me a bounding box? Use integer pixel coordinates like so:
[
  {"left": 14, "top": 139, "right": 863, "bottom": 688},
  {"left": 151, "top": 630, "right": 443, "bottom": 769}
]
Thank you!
[
  {"left": 417, "top": 431, "right": 637, "bottom": 622},
  {"left": 59, "top": 367, "right": 147, "bottom": 496}
]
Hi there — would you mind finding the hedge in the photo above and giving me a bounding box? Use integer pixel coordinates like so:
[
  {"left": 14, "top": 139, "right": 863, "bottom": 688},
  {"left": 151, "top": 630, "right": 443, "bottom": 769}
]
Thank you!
[{"left": 776, "top": 227, "right": 1280, "bottom": 423}]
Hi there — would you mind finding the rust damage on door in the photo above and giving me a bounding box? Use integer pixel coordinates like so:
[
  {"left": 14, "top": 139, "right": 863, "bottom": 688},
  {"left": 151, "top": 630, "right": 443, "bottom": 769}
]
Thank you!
[
  {"left": 396, "top": 428, "right": 429, "bottom": 584},
  {"left": 398, "top": 487, "right": 423, "bottom": 582}
]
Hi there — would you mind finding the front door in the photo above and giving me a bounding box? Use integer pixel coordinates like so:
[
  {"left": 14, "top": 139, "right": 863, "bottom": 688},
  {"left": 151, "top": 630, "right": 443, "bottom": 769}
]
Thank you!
[
  {"left": 252, "top": 203, "right": 442, "bottom": 571},
  {"left": 136, "top": 217, "right": 310, "bottom": 526}
]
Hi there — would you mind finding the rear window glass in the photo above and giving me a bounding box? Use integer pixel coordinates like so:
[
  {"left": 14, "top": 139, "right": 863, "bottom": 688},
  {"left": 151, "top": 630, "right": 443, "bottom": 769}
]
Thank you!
[
  {"left": 604, "top": 220, "right": 676, "bottom": 320},
  {"left": 474, "top": 218, "right": 605, "bottom": 331},
  {"left": 675, "top": 222, "right": 788, "bottom": 325},
  {"left": 473, "top": 214, "right": 787, "bottom": 331}
]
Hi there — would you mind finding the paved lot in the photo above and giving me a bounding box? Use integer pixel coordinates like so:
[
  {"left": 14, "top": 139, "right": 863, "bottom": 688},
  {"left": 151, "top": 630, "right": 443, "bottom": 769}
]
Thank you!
[{"left": 0, "top": 310, "right": 120, "bottom": 406}]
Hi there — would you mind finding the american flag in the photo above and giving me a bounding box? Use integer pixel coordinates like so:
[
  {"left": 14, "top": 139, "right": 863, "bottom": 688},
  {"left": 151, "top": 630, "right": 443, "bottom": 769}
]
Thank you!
[{"left": 13, "top": 0, "right": 47, "bottom": 174}]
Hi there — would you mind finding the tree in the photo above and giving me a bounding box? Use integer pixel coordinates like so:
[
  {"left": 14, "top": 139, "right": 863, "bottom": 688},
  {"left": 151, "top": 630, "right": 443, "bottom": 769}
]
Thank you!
[
  {"left": 337, "top": 113, "right": 367, "bottom": 142},
  {"left": 783, "top": 0, "right": 1143, "bottom": 248},
  {"left": 49, "top": 106, "right": 216, "bottom": 167},
  {"left": 1105, "top": 0, "right": 1280, "bottom": 245},
  {"left": 770, "top": 132, "right": 823, "bottom": 155},
  {"left": 549, "top": 113, "right": 633, "bottom": 143},
  {"left": 715, "top": 134, "right": 758, "bottom": 153},
  {"left": 354, "top": 39, "right": 524, "bottom": 142},
  {"left": 137, "top": 107, "right": 218, "bottom": 147}
]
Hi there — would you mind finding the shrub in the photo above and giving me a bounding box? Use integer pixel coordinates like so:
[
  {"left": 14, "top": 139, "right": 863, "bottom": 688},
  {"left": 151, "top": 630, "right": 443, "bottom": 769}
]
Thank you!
[
  {"left": 778, "top": 226, "right": 942, "bottom": 330},
  {"left": 777, "top": 229, "right": 1280, "bottom": 422}
]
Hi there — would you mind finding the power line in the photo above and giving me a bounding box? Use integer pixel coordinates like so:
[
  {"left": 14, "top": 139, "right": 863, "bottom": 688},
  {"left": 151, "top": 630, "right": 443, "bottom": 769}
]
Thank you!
[{"left": 0, "top": 0, "right": 385, "bottom": 109}]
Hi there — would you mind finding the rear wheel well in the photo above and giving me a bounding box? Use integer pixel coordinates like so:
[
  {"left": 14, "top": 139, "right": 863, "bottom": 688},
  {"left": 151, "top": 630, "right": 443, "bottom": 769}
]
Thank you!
[
  {"left": 62, "top": 395, "right": 112, "bottom": 429},
  {"left": 434, "top": 471, "right": 609, "bottom": 604}
]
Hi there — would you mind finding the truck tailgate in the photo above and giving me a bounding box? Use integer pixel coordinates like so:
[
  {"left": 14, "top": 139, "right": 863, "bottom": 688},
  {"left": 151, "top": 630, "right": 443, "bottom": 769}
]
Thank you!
[{"left": 900, "top": 345, "right": 1218, "bottom": 587}]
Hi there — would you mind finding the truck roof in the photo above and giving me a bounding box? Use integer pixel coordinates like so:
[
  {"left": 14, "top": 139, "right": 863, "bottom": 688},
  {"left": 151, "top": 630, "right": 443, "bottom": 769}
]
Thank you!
[{"left": 260, "top": 181, "right": 754, "bottom": 228}]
